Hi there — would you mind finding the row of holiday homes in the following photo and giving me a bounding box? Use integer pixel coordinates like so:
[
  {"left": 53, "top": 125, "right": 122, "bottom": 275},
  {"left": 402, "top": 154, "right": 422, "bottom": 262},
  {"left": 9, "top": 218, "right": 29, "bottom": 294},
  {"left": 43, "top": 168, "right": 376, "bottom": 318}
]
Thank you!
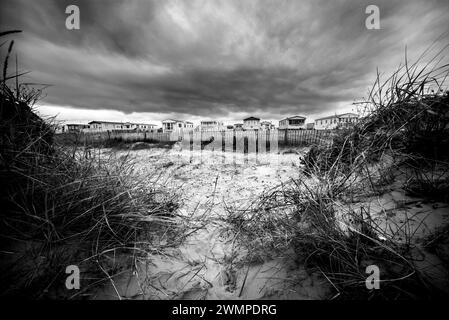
[{"left": 57, "top": 113, "right": 359, "bottom": 134}]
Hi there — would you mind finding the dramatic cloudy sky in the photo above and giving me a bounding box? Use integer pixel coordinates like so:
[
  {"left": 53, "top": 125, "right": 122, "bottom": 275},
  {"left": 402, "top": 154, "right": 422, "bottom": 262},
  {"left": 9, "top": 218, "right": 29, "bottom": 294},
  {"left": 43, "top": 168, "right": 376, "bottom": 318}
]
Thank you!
[{"left": 1, "top": 0, "right": 449, "bottom": 125}]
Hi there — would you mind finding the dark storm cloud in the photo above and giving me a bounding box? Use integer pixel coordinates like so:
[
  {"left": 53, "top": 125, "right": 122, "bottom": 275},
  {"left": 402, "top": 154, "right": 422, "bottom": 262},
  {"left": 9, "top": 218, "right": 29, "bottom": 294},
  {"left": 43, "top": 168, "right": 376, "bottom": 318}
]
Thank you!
[{"left": 1, "top": 0, "right": 449, "bottom": 120}]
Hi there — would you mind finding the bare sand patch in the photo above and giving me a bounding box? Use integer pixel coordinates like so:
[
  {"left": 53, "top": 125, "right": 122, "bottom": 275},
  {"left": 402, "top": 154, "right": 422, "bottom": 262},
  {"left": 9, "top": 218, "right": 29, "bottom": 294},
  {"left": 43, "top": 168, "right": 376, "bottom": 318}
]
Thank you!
[{"left": 95, "top": 146, "right": 329, "bottom": 299}]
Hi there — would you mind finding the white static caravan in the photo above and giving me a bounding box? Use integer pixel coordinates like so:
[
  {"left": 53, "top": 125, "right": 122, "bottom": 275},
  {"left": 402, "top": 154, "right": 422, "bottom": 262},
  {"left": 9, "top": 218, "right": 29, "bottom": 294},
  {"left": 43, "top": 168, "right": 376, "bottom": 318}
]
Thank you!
[
  {"left": 62, "top": 123, "right": 90, "bottom": 133},
  {"left": 87, "top": 121, "right": 157, "bottom": 132},
  {"left": 260, "top": 121, "right": 275, "bottom": 130},
  {"left": 162, "top": 119, "right": 194, "bottom": 133},
  {"left": 126, "top": 123, "right": 158, "bottom": 132},
  {"left": 88, "top": 121, "right": 128, "bottom": 132},
  {"left": 198, "top": 120, "right": 225, "bottom": 132},
  {"left": 314, "top": 113, "right": 359, "bottom": 130},
  {"left": 243, "top": 117, "right": 261, "bottom": 130},
  {"left": 278, "top": 116, "right": 307, "bottom": 130}
]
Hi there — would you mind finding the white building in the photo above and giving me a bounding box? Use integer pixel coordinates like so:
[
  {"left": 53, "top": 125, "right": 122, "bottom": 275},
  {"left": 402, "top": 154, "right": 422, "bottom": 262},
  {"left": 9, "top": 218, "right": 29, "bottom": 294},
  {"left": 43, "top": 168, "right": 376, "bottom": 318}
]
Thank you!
[
  {"left": 162, "top": 119, "right": 194, "bottom": 133},
  {"left": 88, "top": 121, "right": 126, "bottom": 131},
  {"left": 62, "top": 123, "right": 90, "bottom": 133},
  {"left": 314, "top": 113, "right": 359, "bottom": 130},
  {"left": 260, "top": 121, "right": 275, "bottom": 130},
  {"left": 278, "top": 116, "right": 307, "bottom": 130},
  {"left": 127, "top": 123, "right": 158, "bottom": 131},
  {"left": 198, "top": 120, "right": 224, "bottom": 132},
  {"left": 88, "top": 121, "right": 157, "bottom": 132},
  {"left": 243, "top": 117, "right": 261, "bottom": 130}
]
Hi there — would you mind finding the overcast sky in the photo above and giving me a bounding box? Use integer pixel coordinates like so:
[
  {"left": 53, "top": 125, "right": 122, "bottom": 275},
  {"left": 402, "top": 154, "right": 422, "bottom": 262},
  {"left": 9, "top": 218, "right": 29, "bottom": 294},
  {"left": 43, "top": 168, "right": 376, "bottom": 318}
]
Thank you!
[{"left": 1, "top": 0, "right": 449, "bottom": 125}]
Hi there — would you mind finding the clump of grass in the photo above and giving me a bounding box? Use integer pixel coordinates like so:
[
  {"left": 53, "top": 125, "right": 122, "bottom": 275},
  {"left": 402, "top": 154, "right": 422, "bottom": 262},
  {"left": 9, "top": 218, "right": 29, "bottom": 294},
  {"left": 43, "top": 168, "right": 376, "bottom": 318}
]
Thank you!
[
  {"left": 228, "top": 173, "right": 447, "bottom": 299},
  {"left": 229, "top": 40, "right": 449, "bottom": 299},
  {"left": 301, "top": 40, "right": 449, "bottom": 203},
  {"left": 223, "top": 187, "right": 298, "bottom": 262},
  {"left": 302, "top": 42, "right": 449, "bottom": 179},
  {"left": 404, "top": 163, "right": 449, "bottom": 203},
  {"left": 0, "top": 32, "right": 186, "bottom": 298},
  {"left": 422, "top": 225, "right": 449, "bottom": 268}
]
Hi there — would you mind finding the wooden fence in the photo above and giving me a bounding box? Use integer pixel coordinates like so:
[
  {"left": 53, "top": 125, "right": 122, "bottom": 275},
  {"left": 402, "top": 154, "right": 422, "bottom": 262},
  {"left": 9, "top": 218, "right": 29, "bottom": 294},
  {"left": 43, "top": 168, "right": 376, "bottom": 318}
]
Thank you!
[
  {"left": 182, "top": 130, "right": 333, "bottom": 147},
  {"left": 80, "top": 130, "right": 171, "bottom": 144},
  {"left": 58, "top": 129, "right": 334, "bottom": 149},
  {"left": 278, "top": 129, "right": 333, "bottom": 146}
]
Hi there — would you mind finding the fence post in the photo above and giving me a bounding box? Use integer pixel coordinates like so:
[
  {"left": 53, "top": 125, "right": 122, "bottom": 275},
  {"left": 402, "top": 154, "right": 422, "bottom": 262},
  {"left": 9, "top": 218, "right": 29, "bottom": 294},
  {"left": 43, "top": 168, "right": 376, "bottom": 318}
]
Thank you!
[
  {"left": 266, "top": 130, "right": 270, "bottom": 152},
  {"left": 221, "top": 131, "right": 225, "bottom": 152}
]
